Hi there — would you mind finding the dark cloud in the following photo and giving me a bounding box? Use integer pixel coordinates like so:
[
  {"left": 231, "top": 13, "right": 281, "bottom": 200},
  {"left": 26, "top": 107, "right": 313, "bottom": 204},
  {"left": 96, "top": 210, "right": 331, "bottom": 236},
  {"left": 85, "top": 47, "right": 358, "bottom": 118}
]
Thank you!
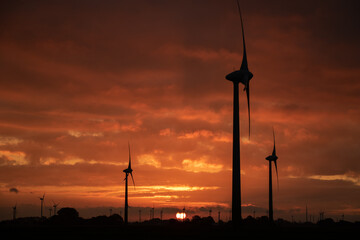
[{"left": 9, "top": 187, "right": 19, "bottom": 194}]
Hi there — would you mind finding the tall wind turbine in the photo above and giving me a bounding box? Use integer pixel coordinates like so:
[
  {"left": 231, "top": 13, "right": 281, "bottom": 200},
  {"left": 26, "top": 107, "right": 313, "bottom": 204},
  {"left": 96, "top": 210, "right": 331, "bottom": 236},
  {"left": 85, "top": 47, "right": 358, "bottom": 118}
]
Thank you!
[
  {"left": 265, "top": 128, "right": 279, "bottom": 222},
  {"left": 39, "top": 193, "right": 45, "bottom": 218},
  {"left": 225, "top": 0, "right": 253, "bottom": 225},
  {"left": 52, "top": 201, "right": 60, "bottom": 216},
  {"left": 123, "top": 143, "right": 135, "bottom": 224}
]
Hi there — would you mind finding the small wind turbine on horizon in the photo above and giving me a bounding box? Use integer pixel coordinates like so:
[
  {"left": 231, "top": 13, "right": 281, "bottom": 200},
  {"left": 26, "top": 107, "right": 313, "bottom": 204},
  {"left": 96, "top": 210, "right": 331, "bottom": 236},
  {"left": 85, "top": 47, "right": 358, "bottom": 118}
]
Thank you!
[
  {"left": 39, "top": 193, "right": 45, "bottom": 218},
  {"left": 12, "top": 203, "right": 17, "bottom": 220},
  {"left": 123, "top": 143, "right": 135, "bottom": 224},
  {"left": 225, "top": 0, "right": 254, "bottom": 225},
  {"left": 265, "top": 128, "right": 279, "bottom": 222},
  {"left": 52, "top": 201, "right": 60, "bottom": 216},
  {"left": 48, "top": 207, "right": 52, "bottom": 217}
]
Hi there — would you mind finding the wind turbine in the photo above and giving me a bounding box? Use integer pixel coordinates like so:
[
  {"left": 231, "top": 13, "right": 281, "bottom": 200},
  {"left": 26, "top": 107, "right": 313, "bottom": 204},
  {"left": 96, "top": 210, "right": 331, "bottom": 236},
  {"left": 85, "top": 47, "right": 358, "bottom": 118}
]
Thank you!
[
  {"left": 123, "top": 143, "right": 135, "bottom": 224},
  {"left": 39, "top": 193, "right": 45, "bottom": 218},
  {"left": 48, "top": 207, "right": 53, "bottom": 217},
  {"left": 12, "top": 204, "right": 17, "bottom": 220},
  {"left": 225, "top": 0, "right": 253, "bottom": 225},
  {"left": 265, "top": 128, "right": 279, "bottom": 222},
  {"left": 52, "top": 201, "right": 60, "bottom": 216}
]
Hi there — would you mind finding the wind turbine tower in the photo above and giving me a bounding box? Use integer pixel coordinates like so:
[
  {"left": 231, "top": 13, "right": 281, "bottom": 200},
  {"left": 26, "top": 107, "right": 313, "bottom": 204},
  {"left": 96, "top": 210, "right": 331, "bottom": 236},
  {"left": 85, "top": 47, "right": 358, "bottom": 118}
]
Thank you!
[
  {"left": 225, "top": 0, "right": 253, "bottom": 225},
  {"left": 12, "top": 204, "right": 17, "bottom": 220},
  {"left": 39, "top": 193, "right": 45, "bottom": 218},
  {"left": 52, "top": 201, "right": 60, "bottom": 216},
  {"left": 123, "top": 143, "right": 135, "bottom": 224},
  {"left": 265, "top": 128, "right": 279, "bottom": 222}
]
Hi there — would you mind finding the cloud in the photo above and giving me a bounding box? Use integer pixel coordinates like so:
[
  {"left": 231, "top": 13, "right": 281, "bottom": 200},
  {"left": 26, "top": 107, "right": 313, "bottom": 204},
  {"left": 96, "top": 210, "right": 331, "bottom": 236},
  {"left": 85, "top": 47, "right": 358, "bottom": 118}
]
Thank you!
[
  {"left": 137, "top": 154, "right": 161, "bottom": 168},
  {"left": 307, "top": 173, "right": 360, "bottom": 186},
  {"left": 9, "top": 187, "right": 19, "bottom": 194},
  {"left": 182, "top": 158, "right": 224, "bottom": 173}
]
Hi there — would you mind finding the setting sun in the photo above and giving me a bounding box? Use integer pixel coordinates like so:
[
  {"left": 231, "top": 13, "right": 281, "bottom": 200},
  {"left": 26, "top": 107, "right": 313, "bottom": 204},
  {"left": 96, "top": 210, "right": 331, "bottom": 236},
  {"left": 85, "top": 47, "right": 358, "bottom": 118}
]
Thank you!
[{"left": 176, "top": 212, "right": 186, "bottom": 220}]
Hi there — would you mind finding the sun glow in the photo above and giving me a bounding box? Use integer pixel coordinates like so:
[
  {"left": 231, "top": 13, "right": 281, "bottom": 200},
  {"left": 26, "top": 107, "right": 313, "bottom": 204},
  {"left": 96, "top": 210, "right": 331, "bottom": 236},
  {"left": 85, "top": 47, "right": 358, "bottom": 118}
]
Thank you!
[{"left": 176, "top": 212, "right": 186, "bottom": 220}]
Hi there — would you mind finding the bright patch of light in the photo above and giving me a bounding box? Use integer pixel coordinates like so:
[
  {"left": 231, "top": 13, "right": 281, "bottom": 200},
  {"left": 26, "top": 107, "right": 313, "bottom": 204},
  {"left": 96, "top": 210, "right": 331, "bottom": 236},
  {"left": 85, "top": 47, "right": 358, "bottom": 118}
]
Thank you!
[
  {"left": 308, "top": 174, "right": 360, "bottom": 186},
  {"left": 0, "top": 150, "right": 27, "bottom": 165},
  {"left": 176, "top": 212, "right": 186, "bottom": 220},
  {"left": 68, "top": 130, "right": 103, "bottom": 138},
  {"left": 182, "top": 158, "right": 223, "bottom": 173},
  {"left": 137, "top": 154, "right": 161, "bottom": 168}
]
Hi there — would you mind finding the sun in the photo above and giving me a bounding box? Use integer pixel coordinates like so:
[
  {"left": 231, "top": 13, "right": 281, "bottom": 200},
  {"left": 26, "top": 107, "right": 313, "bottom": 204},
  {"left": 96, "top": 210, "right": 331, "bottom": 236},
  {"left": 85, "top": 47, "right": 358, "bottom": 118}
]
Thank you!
[{"left": 176, "top": 212, "right": 186, "bottom": 220}]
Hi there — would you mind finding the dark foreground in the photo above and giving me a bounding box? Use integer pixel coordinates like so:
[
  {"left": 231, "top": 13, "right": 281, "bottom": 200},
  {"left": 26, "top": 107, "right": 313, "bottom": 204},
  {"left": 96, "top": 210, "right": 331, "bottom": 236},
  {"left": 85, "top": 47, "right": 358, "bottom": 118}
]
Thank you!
[{"left": 1, "top": 220, "right": 359, "bottom": 240}]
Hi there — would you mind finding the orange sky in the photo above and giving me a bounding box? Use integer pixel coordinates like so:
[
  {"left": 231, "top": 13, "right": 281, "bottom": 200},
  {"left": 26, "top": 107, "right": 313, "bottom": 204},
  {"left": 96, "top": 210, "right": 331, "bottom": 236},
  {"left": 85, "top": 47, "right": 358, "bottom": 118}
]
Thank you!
[{"left": 0, "top": 0, "right": 360, "bottom": 222}]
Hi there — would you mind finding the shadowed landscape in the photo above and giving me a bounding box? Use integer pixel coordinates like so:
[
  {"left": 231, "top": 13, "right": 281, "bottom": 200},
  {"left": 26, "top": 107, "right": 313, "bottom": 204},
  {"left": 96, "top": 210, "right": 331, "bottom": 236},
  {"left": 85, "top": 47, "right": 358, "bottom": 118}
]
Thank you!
[{"left": 1, "top": 210, "right": 359, "bottom": 239}]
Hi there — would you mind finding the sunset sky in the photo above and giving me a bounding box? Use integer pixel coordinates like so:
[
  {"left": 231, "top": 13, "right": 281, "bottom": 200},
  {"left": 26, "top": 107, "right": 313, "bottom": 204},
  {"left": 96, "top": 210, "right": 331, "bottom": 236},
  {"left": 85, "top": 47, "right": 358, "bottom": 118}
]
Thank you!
[{"left": 1, "top": 0, "right": 359, "bottom": 222}]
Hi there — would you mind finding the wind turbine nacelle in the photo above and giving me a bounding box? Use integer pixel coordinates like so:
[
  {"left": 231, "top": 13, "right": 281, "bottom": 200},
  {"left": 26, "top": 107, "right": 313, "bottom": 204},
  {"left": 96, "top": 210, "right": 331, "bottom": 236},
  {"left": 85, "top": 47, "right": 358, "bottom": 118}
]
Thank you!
[
  {"left": 266, "top": 155, "right": 278, "bottom": 161},
  {"left": 123, "top": 168, "right": 133, "bottom": 174},
  {"left": 225, "top": 69, "right": 253, "bottom": 85}
]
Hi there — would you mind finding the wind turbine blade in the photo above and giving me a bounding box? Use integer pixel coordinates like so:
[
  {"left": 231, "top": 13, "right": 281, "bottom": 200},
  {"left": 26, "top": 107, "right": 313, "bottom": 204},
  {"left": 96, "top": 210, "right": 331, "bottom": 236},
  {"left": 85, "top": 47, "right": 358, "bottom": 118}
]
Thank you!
[
  {"left": 272, "top": 127, "right": 276, "bottom": 156},
  {"left": 236, "top": 0, "right": 248, "bottom": 71},
  {"left": 128, "top": 142, "right": 131, "bottom": 169},
  {"left": 245, "top": 82, "right": 250, "bottom": 139},
  {"left": 274, "top": 160, "right": 279, "bottom": 189},
  {"left": 130, "top": 172, "right": 135, "bottom": 189}
]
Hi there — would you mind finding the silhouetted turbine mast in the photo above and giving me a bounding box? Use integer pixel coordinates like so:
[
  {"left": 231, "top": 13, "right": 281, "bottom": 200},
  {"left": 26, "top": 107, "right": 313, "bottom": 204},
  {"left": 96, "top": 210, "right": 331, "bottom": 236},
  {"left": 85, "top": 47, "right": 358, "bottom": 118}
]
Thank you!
[
  {"left": 12, "top": 204, "right": 17, "bottom": 220},
  {"left": 39, "top": 193, "right": 45, "bottom": 218},
  {"left": 52, "top": 201, "right": 60, "bottom": 216},
  {"left": 123, "top": 143, "right": 135, "bottom": 224},
  {"left": 265, "top": 128, "right": 279, "bottom": 222},
  {"left": 225, "top": 0, "right": 253, "bottom": 225}
]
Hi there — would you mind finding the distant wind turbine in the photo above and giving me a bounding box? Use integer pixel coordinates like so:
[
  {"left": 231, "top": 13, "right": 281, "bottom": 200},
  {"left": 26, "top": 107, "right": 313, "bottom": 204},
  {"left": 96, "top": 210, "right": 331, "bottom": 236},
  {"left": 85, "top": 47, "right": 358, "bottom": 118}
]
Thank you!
[
  {"left": 265, "top": 128, "right": 279, "bottom": 222},
  {"left": 39, "top": 193, "right": 45, "bottom": 218},
  {"left": 52, "top": 201, "right": 60, "bottom": 216},
  {"left": 123, "top": 143, "right": 135, "bottom": 224},
  {"left": 225, "top": 0, "right": 254, "bottom": 225},
  {"left": 12, "top": 204, "right": 17, "bottom": 220}
]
